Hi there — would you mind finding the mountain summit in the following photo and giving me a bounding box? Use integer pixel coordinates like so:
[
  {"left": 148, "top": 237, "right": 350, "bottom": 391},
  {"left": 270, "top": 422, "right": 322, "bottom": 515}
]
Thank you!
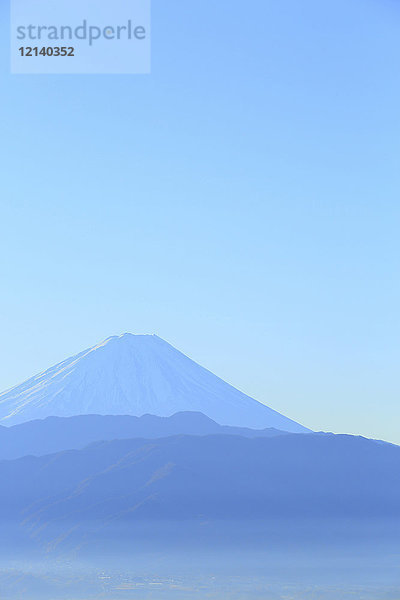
[{"left": 0, "top": 333, "right": 308, "bottom": 432}]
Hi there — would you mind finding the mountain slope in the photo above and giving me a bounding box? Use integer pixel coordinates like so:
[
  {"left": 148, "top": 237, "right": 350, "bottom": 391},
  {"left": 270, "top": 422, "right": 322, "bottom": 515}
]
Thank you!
[
  {"left": 0, "top": 412, "right": 286, "bottom": 460},
  {"left": 0, "top": 334, "right": 308, "bottom": 431},
  {"left": 3, "top": 433, "right": 400, "bottom": 551}
]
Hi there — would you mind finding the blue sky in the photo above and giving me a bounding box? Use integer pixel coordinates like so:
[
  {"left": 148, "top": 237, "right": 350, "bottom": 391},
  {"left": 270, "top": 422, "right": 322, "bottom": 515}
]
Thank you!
[{"left": 1, "top": 0, "right": 400, "bottom": 442}]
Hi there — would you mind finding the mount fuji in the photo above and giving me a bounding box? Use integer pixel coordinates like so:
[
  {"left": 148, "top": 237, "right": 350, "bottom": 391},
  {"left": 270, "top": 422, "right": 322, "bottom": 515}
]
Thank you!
[{"left": 0, "top": 333, "right": 309, "bottom": 432}]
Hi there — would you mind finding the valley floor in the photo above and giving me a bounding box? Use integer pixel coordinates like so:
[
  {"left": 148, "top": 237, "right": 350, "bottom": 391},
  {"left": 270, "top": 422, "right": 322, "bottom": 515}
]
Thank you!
[{"left": 1, "top": 519, "right": 400, "bottom": 599}]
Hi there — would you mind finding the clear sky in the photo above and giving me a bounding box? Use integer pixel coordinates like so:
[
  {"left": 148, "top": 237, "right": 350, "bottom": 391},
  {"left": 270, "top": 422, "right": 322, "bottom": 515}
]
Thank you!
[{"left": 0, "top": 0, "right": 399, "bottom": 443}]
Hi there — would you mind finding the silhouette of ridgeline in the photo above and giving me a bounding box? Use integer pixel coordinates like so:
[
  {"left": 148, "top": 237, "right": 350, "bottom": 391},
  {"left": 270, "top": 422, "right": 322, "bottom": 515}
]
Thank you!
[{"left": 0, "top": 411, "right": 286, "bottom": 460}]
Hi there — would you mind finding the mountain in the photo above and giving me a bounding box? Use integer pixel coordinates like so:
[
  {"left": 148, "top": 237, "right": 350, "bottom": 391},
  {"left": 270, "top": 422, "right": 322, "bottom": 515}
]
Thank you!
[
  {"left": 0, "top": 412, "right": 286, "bottom": 461},
  {"left": 3, "top": 433, "right": 400, "bottom": 551},
  {"left": 0, "top": 333, "right": 308, "bottom": 431}
]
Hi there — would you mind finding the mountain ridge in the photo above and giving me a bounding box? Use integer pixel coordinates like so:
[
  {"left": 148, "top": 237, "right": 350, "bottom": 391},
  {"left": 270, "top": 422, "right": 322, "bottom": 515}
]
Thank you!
[
  {"left": 3, "top": 431, "right": 400, "bottom": 552},
  {"left": 0, "top": 411, "right": 288, "bottom": 461}
]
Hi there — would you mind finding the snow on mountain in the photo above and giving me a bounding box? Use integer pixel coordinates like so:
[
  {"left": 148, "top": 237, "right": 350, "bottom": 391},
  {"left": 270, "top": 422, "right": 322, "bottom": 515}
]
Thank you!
[{"left": 0, "top": 333, "right": 309, "bottom": 432}]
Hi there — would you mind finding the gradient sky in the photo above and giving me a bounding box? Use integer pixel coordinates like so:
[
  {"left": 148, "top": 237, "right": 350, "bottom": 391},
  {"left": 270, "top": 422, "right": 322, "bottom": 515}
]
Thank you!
[{"left": 0, "top": 0, "right": 399, "bottom": 443}]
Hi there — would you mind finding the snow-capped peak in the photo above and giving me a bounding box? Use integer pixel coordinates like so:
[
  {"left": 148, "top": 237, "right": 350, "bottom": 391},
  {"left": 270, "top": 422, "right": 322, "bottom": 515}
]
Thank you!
[{"left": 0, "top": 334, "right": 309, "bottom": 432}]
